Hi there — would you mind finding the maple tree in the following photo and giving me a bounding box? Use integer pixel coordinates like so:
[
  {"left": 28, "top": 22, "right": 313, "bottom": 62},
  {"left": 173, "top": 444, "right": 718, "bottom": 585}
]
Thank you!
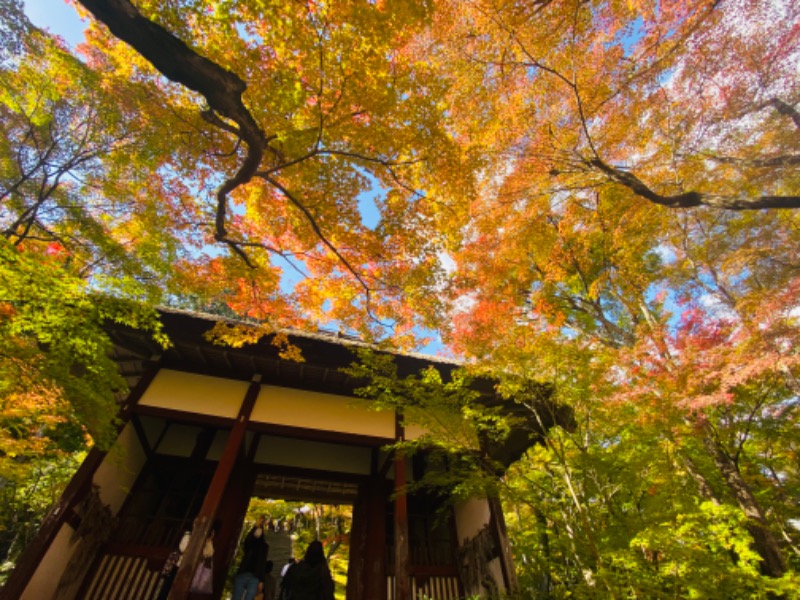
[
  {"left": 0, "top": 15, "right": 167, "bottom": 576},
  {"left": 426, "top": 0, "right": 800, "bottom": 210},
  {"left": 0, "top": 12, "right": 170, "bottom": 438},
  {"left": 443, "top": 175, "right": 799, "bottom": 584},
  {"left": 69, "top": 0, "right": 472, "bottom": 345}
]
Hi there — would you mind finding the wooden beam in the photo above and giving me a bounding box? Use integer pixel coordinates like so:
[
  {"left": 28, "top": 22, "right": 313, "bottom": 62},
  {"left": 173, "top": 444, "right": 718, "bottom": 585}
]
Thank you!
[
  {"left": 1, "top": 357, "right": 161, "bottom": 600},
  {"left": 168, "top": 375, "right": 261, "bottom": 599},
  {"left": 393, "top": 414, "right": 411, "bottom": 600},
  {"left": 130, "top": 414, "right": 154, "bottom": 460}
]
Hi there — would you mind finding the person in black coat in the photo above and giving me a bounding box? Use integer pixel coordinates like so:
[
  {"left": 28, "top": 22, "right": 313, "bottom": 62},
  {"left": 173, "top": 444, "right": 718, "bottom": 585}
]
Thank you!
[
  {"left": 280, "top": 540, "right": 334, "bottom": 600},
  {"left": 232, "top": 516, "right": 270, "bottom": 600}
]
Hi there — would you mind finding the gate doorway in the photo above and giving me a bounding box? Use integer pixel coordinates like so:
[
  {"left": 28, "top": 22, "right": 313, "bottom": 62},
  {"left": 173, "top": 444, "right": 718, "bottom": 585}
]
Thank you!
[
  {"left": 65, "top": 419, "right": 465, "bottom": 600},
  {"left": 69, "top": 444, "right": 367, "bottom": 600},
  {"left": 225, "top": 494, "right": 353, "bottom": 600}
]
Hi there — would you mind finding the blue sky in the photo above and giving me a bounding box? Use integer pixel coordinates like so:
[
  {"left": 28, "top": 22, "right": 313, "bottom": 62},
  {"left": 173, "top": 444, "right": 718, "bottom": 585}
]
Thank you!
[{"left": 25, "top": 0, "right": 87, "bottom": 45}]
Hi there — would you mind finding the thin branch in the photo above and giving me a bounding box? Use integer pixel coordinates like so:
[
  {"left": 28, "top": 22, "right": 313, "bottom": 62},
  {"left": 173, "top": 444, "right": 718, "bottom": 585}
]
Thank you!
[
  {"left": 262, "top": 175, "right": 365, "bottom": 285},
  {"left": 589, "top": 157, "right": 800, "bottom": 210},
  {"left": 199, "top": 109, "right": 240, "bottom": 137},
  {"left": 698, "top": 154, "right": 800, "bottom": 169},
  {"left": 318, "top": 149, "right": 423, "bottom": 167},
  {"left": 256, "top": 147, "right": 420, "bottom": 179},
  {"left": 262, "top": 174, "right": 390, "bottom": 327}
]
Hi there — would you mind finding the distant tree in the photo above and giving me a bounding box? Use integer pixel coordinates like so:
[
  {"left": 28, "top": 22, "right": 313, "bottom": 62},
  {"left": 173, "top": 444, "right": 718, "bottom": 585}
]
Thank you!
[{"left": 0, "top": 13, "right": 165, "bottom": 577}]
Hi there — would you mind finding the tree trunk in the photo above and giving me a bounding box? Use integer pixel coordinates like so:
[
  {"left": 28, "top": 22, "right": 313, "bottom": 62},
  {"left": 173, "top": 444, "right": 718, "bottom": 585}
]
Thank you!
[
  {"left": 680, "top": 453, "right": 720, "bottom": 504},
  {"left": 700, "top": 424, "right": 786, "bottom": 577}
]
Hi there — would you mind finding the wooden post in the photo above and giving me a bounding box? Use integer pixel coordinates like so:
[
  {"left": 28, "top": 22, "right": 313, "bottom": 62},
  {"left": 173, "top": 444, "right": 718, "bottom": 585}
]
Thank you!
[
  {"left": 168, "top": 375, "right": 261, "bottom": 600},
  {"left": 393, "top": 415, "right": 411, "bottom": 600},
  {"left": 346, "top": 482, "right": 369, "bottom": 599},
  {"left": 488, "top": 494, "right": 518, "bottom": 593},
  {"left": 1, "top": 356, "right": 161, "bottom": 600}
]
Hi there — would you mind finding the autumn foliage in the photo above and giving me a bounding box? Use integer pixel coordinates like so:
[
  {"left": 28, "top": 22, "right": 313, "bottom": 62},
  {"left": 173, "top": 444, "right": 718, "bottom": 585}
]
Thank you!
[{"left": 1, "top": 0, "right": 799, "bottom": 594}]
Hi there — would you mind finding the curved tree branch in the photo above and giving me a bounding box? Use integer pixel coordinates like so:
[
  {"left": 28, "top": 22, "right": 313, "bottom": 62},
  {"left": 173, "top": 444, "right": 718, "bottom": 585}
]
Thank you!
[
  {"left": 74, "top": 0, "right": 414, "bottom": 307},
  {"left": 483, "top": 5, "right": 798, "bottom": 212},
  {"left": 76, "top": 0, "right": 267, "bottom": 247},
  {"left": 770, "top": 98, "right": 800, "bottom": 131}
]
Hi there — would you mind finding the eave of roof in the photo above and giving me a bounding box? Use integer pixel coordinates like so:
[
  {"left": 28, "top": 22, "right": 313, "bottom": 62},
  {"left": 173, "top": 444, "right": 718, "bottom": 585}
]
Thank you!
[
  {"left": 107, "top": 307, "right": 478, "bottom": 398},
  {"left": 156, "top": 305, "right": 463, "bottom": 367}
]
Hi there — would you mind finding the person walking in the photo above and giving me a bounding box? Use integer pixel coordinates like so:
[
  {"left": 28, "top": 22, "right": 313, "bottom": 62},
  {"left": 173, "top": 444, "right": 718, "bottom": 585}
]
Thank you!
[
  {"left": 232, "top": 516, "right": 270, "bottom": 600},
  {"left": 277, "top": 558, "right": 296, "bottom": 600},
  {"left": 280, "top": 540, "right": 334, "bottom": 600},
  {"left": 259, "top": 560, "right": 278, "bottom": 600}
]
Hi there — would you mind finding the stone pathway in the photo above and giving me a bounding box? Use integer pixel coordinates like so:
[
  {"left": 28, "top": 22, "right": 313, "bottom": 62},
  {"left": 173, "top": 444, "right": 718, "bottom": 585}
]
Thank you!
[{"left": 265, "top": 530, "right": 294, "bottom": 586}]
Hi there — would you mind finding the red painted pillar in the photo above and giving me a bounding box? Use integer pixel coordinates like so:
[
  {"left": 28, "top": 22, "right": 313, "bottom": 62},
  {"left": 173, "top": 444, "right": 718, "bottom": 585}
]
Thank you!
[{"left": 168, "top": 375, "right": 261, "bottom": 600}]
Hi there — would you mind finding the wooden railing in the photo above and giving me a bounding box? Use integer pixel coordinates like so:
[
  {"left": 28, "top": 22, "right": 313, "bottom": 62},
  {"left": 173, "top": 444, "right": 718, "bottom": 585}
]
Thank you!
[
  {"left": 387, "top": 565, "right": 462, "bottom": 600},
  {"left": 82, "top": 550, "right": 164, "bottom": 600}
]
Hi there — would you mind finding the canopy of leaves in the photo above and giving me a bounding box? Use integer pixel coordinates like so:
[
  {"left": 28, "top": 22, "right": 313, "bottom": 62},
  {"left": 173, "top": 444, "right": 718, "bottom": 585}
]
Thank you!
[
  {"left": 1, "top": 0, "right": 799, "bottom": 593},
  {"left": 68, "top": 0, "right": 477, "bottom": 345}
]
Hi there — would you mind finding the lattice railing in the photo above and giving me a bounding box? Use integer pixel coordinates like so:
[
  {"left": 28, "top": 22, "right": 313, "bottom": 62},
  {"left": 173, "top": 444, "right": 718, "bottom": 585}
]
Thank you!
[
  {"left": 387, "top": 571, "right": 462, "bottom": 600},
  {"left": 83, "top": 552, "right": 164, "bottom": 600}
]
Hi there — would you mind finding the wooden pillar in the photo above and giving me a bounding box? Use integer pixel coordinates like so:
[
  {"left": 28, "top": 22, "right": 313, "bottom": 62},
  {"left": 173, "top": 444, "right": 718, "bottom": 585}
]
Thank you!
[
  {"left": 393, "top": 415, "right": 411, "bottom": 600},
  {"left": 1, "top": 356, "right": 161, "bottom": 600},
  {"left": 347, "top": 481, "right": 369, "bottom": 599},
  {"left": 366, "top": 477, "right": 389, "bottom": 600},
  {"left": 168, "top": 375, "right": 261, "bottom": 600},
  {"left": 348, "top": 472, "right": 389, "bottom": 600},
  {"left": 488, "top": 494, "right": 518, "bottom": 593}
]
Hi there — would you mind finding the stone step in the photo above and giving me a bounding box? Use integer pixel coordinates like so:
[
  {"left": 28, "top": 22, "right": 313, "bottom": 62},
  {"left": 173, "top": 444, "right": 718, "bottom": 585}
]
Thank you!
[{"left": 264, "top": 530, "right": 294, "bottom": 579}]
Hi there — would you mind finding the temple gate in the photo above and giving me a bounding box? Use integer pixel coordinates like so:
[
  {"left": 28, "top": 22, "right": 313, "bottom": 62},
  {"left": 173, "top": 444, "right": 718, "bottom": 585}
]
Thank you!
[{"left": 3, "top": 309, "right": 570, "bottom": 600}]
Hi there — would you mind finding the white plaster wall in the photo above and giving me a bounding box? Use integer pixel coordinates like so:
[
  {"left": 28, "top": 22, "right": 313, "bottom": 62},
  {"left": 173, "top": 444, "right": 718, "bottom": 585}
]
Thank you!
[
  {"left": 252, "top": 385, "right": 395, "bottom": 438},
  {"left": 138, "top": 372, "right": 396, "bottom": 440},
  {"left": 454, "top": 497, "right": 490, "bottom": 543},
  {"left": 21, "top": 423, "right": 146, "bottom": 599},
  {"left": 93, "top": 422, "right": 147, "bottom": 515},
  {"left": 138, "top": 369, "right": 247, "bottom": 418},
  {"left": 486, "top": 557, "right": 505, "bottom": 594},
  {"left": 454, "top": 497, "right": 511, "bottom": 597},
  {"left": 155, "top": 423, "right": 202, "bottom": 457},
  {"left": 19, "top": 524, "right": 75, "bottom": 600},
  {"left": 253, "top": 435, "right": 372, "bottom": 474}
]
